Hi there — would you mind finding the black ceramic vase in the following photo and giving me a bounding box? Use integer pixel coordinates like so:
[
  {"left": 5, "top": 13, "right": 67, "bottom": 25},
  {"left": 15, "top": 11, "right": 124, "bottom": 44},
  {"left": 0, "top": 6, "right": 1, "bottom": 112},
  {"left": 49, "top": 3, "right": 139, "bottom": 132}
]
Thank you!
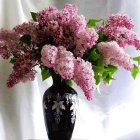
[{"left": 43, "top": 72, "right": 78, "bottom": 140}]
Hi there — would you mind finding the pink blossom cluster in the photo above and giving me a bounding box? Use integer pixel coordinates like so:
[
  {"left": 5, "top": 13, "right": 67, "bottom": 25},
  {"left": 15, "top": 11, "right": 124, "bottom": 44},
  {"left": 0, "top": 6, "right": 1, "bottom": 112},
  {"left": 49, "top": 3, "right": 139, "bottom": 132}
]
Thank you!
[
  {"left": 0, "top": 29, "right": 20, "bottom": 59},
  {"left": 74, "top": 58, "right": 96, "bottom": 100},
  {"left": 99, "top": 13, "right": 140, "bottom": 49},
  {"left": 41, "top": 45, "right": 58, "bottom": 68},
  {"left": 106, "top": 13, "right": 134, "bottom": 30},
  {"left": 1, "top": 4, "right": 140, "bottom": 101},
  {"left": 75, "top": 28, "right": 98, "bottom": 57},
  {"left": 55, "top": 46, "right": 75, "bottom": 80},
  {"left": 7, "top": 54, "right": 36, "bottom": 88},
  {"left": 0, "top": 4, "right": 98, "bottom": 96},
  {"left": 13, "top": 21, "right": 39, "bottom": 42},
  {"left": 41, "top": 44, "right": 96, "bottom": 100},
  {"left": 37, "top": 4, "right": 98, "bottom": 57},
  {"left": 41, "top": 45, "right": 75, "bottom": 80},
  {"left": 97, "top": 41, "right": 133, "bottom": 71},
  {"left": 0, "top": 29, "right": 38, "bottom": 87}
]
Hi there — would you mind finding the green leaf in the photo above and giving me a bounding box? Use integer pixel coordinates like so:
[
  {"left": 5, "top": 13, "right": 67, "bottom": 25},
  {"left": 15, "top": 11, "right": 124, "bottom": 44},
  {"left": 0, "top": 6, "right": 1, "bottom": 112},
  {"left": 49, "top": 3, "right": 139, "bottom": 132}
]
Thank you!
[
  {"left": 97, "top": 59, "right": 104, "bottom": 67},
  {"left": 31, "top": 12, "right": 38, "bottom": 21},
  {"left": 131, "top": 64, "right": 139, "bottom": 79},
  {"left": 20, "top": 35, "right": 31, "bottom": 44},
  {"left": 105, "top": 65, "right": 118, "bottom": 74},
  {"left": 98, "top": 32, "right": 108, "bottom": 41},
  {"left": 41, "top": 66, "right": 51, "bottom": 81},
  {"left": 103, "top": 72, "right": 115, "bottom": 84},
  {"left": 65, "top": 80, "right": 73, "bottom": 87},
  {"left": 95, "top": 75, "right": 102, "bottom": 85},
  {"left": 87, "top": 19, "right": 104, "bottom": 28},
  {"left": 102, "top": 71, "right": 108, "bottom": 80},
  {"left": 93, "top": 65, "right": 105, "bottom": 74},
  {"left": 133, "top": 56, "right": 140, "bottom": 65},
  {"left": 133, "top": 56, "right": 140, "bottom": 61},
  {"left": 89, "top": 49, "right": 100, "bottom": 61}
]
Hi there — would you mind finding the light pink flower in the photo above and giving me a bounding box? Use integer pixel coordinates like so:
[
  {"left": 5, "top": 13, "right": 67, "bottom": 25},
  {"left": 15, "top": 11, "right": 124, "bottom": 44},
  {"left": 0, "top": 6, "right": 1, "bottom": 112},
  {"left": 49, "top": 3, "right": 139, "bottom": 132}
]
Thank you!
[
  {"left": 41, "top": 45, "right": 58, "bottom": 68},
  {"left": 63, "top": 4, "right": 78, "bottom": 16},
  {"left": 55, "top": 46, "right": 75, "bottom": 80},
  {"left": 76, "top": 28, "right": 98, "bottom": 49},
  {"left": 70, "top": 15, "right": 87, "bottom": 32},
  {"left": 74, "top": 58, "right": 96, "bottom": 100},
  {"left": 74, "top": 28, "right": 98, "bottom": 57},
  {"left": 97, "top": 41, "right": 133, "bottom": 70}
]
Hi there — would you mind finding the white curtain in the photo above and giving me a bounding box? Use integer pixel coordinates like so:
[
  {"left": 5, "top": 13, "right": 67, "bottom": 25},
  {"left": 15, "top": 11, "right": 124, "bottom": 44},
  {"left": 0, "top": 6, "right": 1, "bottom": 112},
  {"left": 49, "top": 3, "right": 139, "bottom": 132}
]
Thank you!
[{"left": 0, "top": 0, "right": 140, "bottom": 140}]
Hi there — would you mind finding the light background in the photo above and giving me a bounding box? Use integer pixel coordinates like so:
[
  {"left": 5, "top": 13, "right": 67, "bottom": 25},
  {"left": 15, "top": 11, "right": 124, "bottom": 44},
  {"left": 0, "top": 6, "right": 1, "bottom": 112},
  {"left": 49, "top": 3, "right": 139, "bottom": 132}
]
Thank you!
[{"left": 0, "top": 0, "right": 140, "bottom": 140}]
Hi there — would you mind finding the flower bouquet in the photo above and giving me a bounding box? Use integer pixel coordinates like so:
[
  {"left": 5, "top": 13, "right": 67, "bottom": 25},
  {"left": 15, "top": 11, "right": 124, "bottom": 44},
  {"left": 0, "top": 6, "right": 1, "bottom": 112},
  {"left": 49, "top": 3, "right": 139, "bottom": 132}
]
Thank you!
[{"left": 0, "top": 3, "right": 140, "bottom": 140}]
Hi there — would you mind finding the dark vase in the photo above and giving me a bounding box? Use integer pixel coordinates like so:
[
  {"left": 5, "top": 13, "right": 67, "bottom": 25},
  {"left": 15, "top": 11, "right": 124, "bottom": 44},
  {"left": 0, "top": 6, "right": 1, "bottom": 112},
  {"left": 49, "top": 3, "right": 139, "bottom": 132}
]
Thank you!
[{"left": 43, "top": 71, "right": 78, "bottom": 140}]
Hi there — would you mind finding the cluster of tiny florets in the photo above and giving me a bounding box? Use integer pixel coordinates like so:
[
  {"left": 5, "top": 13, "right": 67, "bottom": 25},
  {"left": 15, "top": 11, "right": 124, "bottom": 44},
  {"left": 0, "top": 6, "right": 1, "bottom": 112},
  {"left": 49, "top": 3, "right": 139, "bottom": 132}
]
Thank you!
[
  {"left": 97, "top": 41, "right": 133, "bottom": 71},
  {"left": 0, "top": 4, "right": 140, "bottom": 101},
  {"left": 98, "top": 13, "right": 140, "bottom": 49}
]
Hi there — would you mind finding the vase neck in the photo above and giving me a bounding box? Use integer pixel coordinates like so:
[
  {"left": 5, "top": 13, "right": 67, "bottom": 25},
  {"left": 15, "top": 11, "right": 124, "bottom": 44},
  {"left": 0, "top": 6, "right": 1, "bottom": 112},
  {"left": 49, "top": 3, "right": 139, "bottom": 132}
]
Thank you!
[{"left": 50, "top": 70, "right": 62, "bottom": 87}]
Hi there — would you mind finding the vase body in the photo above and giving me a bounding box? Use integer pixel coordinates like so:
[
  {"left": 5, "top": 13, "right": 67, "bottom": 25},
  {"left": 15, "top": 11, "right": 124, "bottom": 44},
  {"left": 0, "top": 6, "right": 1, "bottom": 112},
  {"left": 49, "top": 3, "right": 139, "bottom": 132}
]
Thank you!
[{"left": 43, "top": 73, "right": 78, "bottom": 140}]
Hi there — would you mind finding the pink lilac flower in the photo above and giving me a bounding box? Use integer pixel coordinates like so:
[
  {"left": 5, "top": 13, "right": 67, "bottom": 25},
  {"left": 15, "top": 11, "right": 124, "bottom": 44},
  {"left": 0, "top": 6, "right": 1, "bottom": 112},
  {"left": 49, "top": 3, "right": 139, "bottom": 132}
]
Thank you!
[
  {"left": 69, "top": 15, "right": 87, "bottom": 32},
  {"left": 0, "top": 29, "right": 19, "bottom": 41},
  {"left": 98, "top": 13, "right": 140, "bottom": 50},
  {"left": 63, "top": 4, "right": 78, "bottom": 16},
  {"left": 7, "top": 58, "right": 36, "bottom": 88},
  {"left": 57, "top": 8, "right": 72, "bottom": 25},
  {"left": 117, "top": 28, "right": 140, "bottom": 49},
  {"left": 37, "top": 6, "right": 58, "bottom": 26},
  {"left": 135, "top": 39, "right": 140, "bottom": 50},
  {"left": 74, "top": 58, "right": 96, "bottom": 100},
  {"left": 13, "top": 21, "right": 39, "bottom": 42},
  {"left": 43, "top": 20, "right": 60, "bottom": 35},
  {"left": 74, "top": 45, "right": 87, "bottom": 57},
  {"left": 77, "top": 28, "right": 98, "bottom": 49},
  {"left": 55, "top": 46, "right": 75, "bottom": 80},
  {"left": 54, "top": 27, "right": 75, "bottom": 49},
  {"left": 97, "top": 41, "right": 133, "bottom": 71},
  {"left": 106, "top": 13, "right": 134, "bottom": 30},
  {"left": 0, "top": 43, "right": 10, "bottom": 59},
  {"left": 74, "top": 28, "right": 98, "bottom": 57},
  {"left": 37, "top": 4, "right": 98, "bottom": 57},
  {"left": 0, "top": 29, "right": 20, "bottom": 59},
  {"left": 41, "top": 45, "right": 58, "bottom": 68}
]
